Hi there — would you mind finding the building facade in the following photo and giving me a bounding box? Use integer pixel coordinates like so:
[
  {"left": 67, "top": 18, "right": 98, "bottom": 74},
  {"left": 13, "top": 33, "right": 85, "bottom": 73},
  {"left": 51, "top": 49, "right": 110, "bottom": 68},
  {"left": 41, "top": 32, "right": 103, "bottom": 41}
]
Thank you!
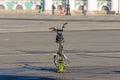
[
  {"left": 0, "top": 0, "right": 120, "bottom": 14},
  {"left": 0, "top": 0, "right": 41, "bottom": 10}
]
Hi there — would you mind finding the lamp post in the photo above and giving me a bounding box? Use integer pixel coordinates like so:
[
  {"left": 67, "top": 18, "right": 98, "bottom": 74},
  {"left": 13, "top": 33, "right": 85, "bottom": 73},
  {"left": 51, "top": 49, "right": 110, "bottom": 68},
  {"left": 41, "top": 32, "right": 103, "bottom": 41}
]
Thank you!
[{"left": 66, "top": 0, "right": 71, "bottom": 15}]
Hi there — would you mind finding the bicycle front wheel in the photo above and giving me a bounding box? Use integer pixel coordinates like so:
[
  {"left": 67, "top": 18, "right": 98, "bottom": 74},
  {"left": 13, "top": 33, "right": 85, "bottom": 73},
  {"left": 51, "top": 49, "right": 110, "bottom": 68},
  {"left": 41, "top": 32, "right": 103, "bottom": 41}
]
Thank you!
[
  {"left": 53, "top": 53, "right": 65, "bottom": 73},
  {"left": 53, "top": 53, "right": 59, "bottom": 67}
]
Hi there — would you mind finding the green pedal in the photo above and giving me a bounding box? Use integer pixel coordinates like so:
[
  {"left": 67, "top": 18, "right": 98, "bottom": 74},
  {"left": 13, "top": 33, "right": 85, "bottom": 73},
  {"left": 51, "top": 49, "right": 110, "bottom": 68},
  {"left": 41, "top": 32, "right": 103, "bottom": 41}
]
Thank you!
[{"left": 57, "top": 60, "right": 64, "bottom": 73}]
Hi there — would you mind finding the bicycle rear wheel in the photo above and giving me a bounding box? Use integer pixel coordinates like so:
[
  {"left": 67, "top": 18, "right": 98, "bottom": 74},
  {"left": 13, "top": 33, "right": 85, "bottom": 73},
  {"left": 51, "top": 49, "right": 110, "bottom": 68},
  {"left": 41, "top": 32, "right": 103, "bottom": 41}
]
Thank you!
[{"left": 62, "top": 54, "right": 70, "bottom": 67}]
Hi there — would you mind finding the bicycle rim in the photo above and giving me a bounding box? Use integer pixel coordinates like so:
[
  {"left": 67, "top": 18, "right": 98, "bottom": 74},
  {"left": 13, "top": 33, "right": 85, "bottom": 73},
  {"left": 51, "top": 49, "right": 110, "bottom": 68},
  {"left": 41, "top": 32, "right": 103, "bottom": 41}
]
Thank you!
[{"left": 53, "top": 54, "right": 59, "bottom": 67}]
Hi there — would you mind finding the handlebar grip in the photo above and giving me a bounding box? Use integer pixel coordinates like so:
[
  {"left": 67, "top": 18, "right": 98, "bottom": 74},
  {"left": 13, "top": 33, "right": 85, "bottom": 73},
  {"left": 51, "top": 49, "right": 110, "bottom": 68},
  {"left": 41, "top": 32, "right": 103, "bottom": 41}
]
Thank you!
[
  {"left": 63, "top": 22, "right": 68, "bottom": 25},
  {"left": 49, "top": 27, "right": 57, "bottom": 32},
  {"left": 62, "top": 22, "right": 68, "bottom": 28},
  {"left": 49, "top": 27, "right": 53, "bottom": 30}
]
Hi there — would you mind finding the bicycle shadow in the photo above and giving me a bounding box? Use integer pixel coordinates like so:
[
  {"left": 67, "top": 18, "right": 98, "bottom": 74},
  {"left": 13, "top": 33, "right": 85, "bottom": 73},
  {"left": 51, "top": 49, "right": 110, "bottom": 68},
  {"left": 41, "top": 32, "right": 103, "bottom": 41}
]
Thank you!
[
  {"left": 112, "top": 70, "right": 120, "bottom": 74},
  {"left": 0, "top": 75, "right": 58, "bottom": 80},
  {"left": 0, "top": 64, "right": 57, "bottom": 75},
  {"left": 21, "top": 63, "right": 57, "bottom": 73}
]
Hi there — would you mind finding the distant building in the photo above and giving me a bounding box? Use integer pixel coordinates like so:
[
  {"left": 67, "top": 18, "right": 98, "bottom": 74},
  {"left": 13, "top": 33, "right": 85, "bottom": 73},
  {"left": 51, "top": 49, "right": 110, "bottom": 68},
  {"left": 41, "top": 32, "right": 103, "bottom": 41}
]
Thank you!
[
  {"left": 0, "top": 0, "right": 40, "bottom": 10},
  {"left": 0, "top": 0, "right": 120, "bottom": 14},
  {"left": 0, "top": 0, "right": 42, "bottom": 13}
]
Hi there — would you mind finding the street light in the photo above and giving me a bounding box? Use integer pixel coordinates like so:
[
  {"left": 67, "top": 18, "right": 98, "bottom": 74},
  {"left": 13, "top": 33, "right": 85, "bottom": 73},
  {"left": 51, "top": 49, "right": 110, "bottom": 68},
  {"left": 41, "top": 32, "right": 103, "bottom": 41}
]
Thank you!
[{"left": 66, "top": 0, "right": 71, "bottom": 15}]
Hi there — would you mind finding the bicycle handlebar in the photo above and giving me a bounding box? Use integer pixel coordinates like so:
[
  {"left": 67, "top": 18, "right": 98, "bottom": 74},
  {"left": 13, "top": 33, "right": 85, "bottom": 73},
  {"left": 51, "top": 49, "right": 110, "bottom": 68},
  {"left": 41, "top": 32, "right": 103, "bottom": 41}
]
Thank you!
[
  {"left": 49, "top": 22, "right": 68, "bottom": 32},
  {"left": 61, "top": 22, "right": 68, "bottom": 28}
]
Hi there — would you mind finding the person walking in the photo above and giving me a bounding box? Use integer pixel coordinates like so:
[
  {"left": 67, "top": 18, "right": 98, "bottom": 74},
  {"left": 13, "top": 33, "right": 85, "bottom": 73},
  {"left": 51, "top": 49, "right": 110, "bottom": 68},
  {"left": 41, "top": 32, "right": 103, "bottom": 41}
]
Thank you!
[
  {"left": 83, "top": 5, "right": 87, "bottom": 16},
  {"left": 59, "top": 6, "right": 64, "bottom": 15},
  {"left": 39, "top": 5, "right": 41, "bottom": 13},
  {"left": 52, "top": 4, "right": 56, "bottom": 15}
]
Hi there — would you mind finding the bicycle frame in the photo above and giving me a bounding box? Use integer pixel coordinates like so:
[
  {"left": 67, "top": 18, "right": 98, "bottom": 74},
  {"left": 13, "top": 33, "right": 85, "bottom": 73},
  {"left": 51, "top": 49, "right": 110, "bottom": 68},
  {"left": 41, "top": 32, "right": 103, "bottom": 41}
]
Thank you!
[{"left": 50, "top": 22, "right": 69, "bottom": 73}]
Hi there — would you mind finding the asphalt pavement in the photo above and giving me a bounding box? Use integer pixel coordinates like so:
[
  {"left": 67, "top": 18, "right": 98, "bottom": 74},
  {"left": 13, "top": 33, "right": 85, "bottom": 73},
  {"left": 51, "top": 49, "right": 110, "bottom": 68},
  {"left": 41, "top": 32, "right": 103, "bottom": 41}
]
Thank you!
[
  {"left": 0, "top": 14, "right": 120, "bottom": 80},
  {"left": 0, "top": 14, "right": 120, "bottom": 32}
]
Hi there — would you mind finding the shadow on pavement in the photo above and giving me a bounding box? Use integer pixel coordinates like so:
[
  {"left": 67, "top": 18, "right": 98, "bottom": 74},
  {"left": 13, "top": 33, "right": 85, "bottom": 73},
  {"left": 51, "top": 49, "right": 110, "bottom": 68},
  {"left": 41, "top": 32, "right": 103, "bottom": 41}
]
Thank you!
[
  {"left": 0, "top": 63, "right": 57, "bottom": 76},
  {"left": 21, "top": 63, "right": 57, "bottom": 73},
  {"left": 112, "top": 70, "right": 120, "bottom": 74},
  {"left": 0, "top": 75, "right": 58, "bottom": 80}
]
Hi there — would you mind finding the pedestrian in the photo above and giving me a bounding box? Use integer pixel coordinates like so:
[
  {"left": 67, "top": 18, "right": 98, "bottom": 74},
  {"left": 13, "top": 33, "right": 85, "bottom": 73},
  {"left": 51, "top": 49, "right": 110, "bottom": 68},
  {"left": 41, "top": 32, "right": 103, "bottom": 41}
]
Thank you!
[
  {"left": 83, "top": 5, "right": 87, "bottom": 16},
  {"left": 52, "top": 4, "right": 56, "bottom": 15},
  {"left": 39, "top": 5, "right": 41, "bottom": 13},
  {"left": 59, "top": 6, "right": 64, "bottom": 15}
]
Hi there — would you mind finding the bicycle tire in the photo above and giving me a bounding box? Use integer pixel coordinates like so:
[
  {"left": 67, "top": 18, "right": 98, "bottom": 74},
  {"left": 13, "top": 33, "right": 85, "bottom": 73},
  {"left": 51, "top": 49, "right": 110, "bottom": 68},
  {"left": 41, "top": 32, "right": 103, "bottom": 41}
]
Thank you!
[
  {"left": 53, "top": 53, "right": 59, "bottom": 67},
  {"left": 53, "top": 53, "right": 65, "bottom": 73},
  {"left": 61, "top": 54, "right": 70, "bottom": 67}
]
